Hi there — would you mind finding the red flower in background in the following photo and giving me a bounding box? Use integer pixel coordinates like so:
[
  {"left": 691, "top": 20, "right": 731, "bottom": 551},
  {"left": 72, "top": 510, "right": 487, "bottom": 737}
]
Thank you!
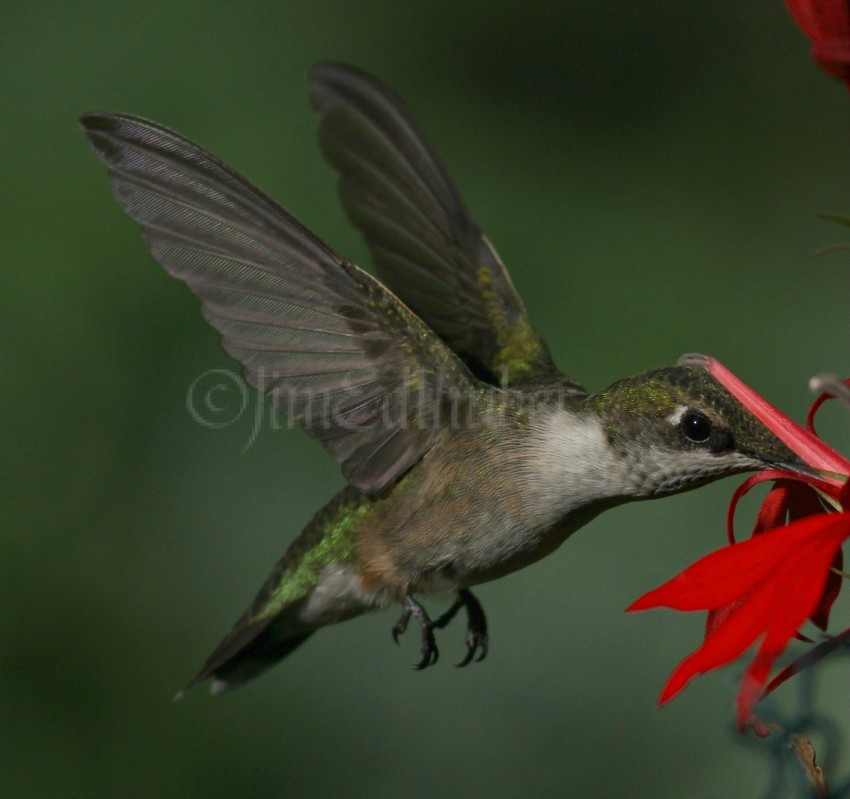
[
  {"left": 629, "top": 358, "right": 850, "bottom": 734},
  {"left": 786, "top": 0, "right": 850, "bottom": 88}
]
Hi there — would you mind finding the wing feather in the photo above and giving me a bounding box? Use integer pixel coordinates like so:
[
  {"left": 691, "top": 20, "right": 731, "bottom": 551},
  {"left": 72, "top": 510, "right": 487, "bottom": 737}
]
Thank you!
[
  {"left": 309, "top": 63, "right": 580, "bottom": 391},
  {"left": 82, "top": 112, "right": 477, "bottom": 494}
]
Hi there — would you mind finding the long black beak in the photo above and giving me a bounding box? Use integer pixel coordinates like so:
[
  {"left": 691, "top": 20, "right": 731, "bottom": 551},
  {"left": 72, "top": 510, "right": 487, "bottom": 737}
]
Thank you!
[{"left": 766, "top": 456, "right": 825, "bottom": 480}]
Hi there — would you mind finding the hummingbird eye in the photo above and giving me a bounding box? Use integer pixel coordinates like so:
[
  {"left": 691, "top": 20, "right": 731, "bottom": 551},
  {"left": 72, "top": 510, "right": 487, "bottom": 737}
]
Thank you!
[{"left": 680, "top": 410, "right": 712, "bottom": 444}]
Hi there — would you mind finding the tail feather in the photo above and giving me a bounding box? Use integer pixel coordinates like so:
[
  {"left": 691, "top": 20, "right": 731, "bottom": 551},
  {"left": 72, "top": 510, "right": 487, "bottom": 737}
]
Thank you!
[
  {"left": 207, "top": 629, "right": 314, "bottom": 695},
  {"left": 173, "top": 487, "right": 371, "bottom": 698},
  {"left": 176, "top": 620, "right": 314, "bottom": 698}
]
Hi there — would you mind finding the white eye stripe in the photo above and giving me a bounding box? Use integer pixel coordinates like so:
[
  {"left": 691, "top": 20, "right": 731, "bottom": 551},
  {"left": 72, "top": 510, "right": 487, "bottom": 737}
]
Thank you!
[{"left": 665, "top": 405, "right": 689, "bottom": 426}]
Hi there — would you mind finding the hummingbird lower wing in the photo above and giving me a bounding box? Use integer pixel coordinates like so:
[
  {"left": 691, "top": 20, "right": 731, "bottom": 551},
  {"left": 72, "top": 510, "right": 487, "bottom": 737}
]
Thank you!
[
  {"left": 81, "top": 112, "right": 479, "bottom": 494},
  {"left": 309, "top": 63, "right": 578, "bottom": 390}
]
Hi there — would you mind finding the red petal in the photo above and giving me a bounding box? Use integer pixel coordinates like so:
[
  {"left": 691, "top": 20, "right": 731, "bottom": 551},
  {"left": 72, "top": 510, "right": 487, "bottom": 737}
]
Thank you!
[
  {"left": 727, "top": 472, "right": 788, "bottom": 544},
  {"left": 736, "top": 540, "right": 840, "bottom": 727},
  {"left": 808, "top": 378, "right": 850, "bottom": 438},
  {"left": 629, "top": 513, "right": 845, "bottom": 613},
  {"left": 706, "top": 596, "right": 746, "bottom": 638},
  {"left": 710, "top": 479, "right": 819, "bottom": 640},
  {"left": 637, "top": 514, "right": 850, "bottom": 709},
  {"left": 659, "top": 568, "right": 787, "bottom": 702},
  {"left": 785, "top": 0, "right": 850, "bottom": 85},
  {"left": 726, "top": 472, "right": 828, "bottom": 543},
  {"left": 754, "top": 483, "right": 793, "bottom": 534},
  {"left": 788, "top": 481, "right": 829, "bottom": 520},
  {"left": 807, "top": 390, "right": 832, "bottom": 434},
  {"left": 785, "top": 0, "right": 850, "bottom": 44},
  {"left": 785, "top": 0, "right": 820, "bottom": 41},
  {"left": 727, "top": 470, "right": 844, "bottom": 544},
  {"left": 811, "top": 547, "right": 843, "bottom": 630}
]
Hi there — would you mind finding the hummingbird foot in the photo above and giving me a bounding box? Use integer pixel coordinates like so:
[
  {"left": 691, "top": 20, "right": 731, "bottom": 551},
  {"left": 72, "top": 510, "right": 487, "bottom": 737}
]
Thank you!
[
  {"left": 433, "top": 588, "right": 488, "bottom": 667},
  {"left": 391, "top": 595, "right": 439, "bottom": 670}
]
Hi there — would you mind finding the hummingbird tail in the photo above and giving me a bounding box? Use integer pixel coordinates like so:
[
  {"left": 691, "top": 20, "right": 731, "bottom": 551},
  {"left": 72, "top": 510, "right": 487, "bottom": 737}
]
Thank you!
[
  {"left": 177, "top": 620, "right": 315, "bottom": 698},
  {"left": 207, "top": 629, "right": 314, "bottom": 696},
  {"left": 176, "top": 487, "right": 379, "bottom": 697}
]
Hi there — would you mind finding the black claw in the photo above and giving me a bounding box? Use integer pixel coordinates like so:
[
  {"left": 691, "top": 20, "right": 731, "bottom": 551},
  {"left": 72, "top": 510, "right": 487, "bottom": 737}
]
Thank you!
[
  {"left": 390, "top": 590, "right": 489, "bottom": 670},
  {"left": 454, "top": 589, "right": 489, "bottom": 668},
  {"left": 457, "top": 629, "right": 488, "bottom": 667},
  {"left": 413, "top": 630, "right": 439, "bottom": 671},
  {"left": 392, "top": 606, "right": 411, "bottom": 645},
  {"left": 457, "top": 634, "right": 486, "bottom": 667},
  {"left": 392, "top": 596, "right": 440, "bottom": 670}
]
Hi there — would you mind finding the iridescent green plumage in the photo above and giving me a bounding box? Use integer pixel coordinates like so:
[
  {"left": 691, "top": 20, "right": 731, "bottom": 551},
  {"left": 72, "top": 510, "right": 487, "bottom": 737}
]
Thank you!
[
  {"left": 176, "top": 487, "right": 369, "bottom": 692},
  {"left": 251, "top": 489, "right": 365, "bottom": 624}
]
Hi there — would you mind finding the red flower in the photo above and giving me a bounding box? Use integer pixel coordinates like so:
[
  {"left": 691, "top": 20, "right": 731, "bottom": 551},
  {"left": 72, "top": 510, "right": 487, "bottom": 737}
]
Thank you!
[
  {"left": 785, "top": 0, "right": 850, "bottom": 88},
  {"left": 629, "top": 358, "right": 850, "bottom": 733}
]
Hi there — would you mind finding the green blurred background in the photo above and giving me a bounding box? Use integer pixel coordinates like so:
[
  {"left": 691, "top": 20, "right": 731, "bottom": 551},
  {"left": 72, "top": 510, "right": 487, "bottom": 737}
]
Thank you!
[{"left": 5, "top": 2, "right": 850, "bottom": 797}]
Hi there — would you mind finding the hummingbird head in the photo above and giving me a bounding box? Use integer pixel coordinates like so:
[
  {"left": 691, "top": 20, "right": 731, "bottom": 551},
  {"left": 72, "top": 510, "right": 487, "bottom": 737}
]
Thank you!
[{"left": 583, "top": 363, "right": 808, "bottom": 498}]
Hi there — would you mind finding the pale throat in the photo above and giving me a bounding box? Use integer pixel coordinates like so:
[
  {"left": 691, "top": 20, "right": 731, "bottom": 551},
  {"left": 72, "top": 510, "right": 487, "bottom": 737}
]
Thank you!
[{"left": 518, "top": 406, "right": 636, "bottom": 526}]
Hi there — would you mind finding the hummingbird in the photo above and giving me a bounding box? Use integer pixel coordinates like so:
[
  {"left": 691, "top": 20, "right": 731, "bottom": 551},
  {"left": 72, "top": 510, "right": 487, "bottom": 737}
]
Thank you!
[{"left": 81, "top": 63, "right": 805, "bottom": 695}]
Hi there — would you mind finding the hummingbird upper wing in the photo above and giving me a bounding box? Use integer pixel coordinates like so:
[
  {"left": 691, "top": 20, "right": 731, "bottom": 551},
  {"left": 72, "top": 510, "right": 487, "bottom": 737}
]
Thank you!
[
  {"left": 82, "top": 112, "right": 480, "bottom": 495},
  {"left": 309, "top": 63, "right": 581, "bottom": 391}
]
